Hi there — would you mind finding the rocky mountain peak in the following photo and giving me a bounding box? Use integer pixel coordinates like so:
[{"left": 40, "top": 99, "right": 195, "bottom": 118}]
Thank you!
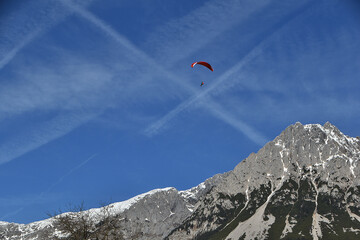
[
  {"left": 167, "top": 122, "right": 360, "bottom": 239},
  {"left": 264, "top": 122, "right": 360, "bottom": 180}
]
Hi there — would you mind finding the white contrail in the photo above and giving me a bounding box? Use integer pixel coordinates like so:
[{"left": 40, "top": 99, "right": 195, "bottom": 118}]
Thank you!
[
  {"left": 1, "top": 207, "right": 24, "bottom": 220},
  {"left": 0, "top": 30, "right": 41, "bottom": 70},
  {"left": 0, "top": 154, "right": 97, "bottom": 221},
  {"left": 0, "top": 0, "right": 95, "bottom": 71},
  {"left": 203, "top": 100, "right": 268, "bottom": 146},
  {"left": 144, "top": 44, "right": 264, "bottom": 137},
  {"left": 40, "top": 153, "right": 97, "bottom": 198},
  {"left": 0, "top": 0, "right": 139, "bottom": 165},
  {"left": 61, "top": 0, "right": 152, "bottom": 65},
  {"left": 145, "top": 1, "right": 314, "bottom": 141},
  {"left": 145, "top": 0, "right": 270, "bottom": 63},
  {"left": 62, "top": 1, "right": 268, "bottom": 146},
  {"left": 0, "top": 111, "right": 97, "bottom": 166}
]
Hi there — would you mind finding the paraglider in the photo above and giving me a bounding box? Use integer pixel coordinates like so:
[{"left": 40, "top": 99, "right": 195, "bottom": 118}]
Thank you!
[
  {"left": 191, "top": 61, "right": 213, "bottom": 87},
  {"left": 191, "top": 61, "right": 214, "bottom": 72}
]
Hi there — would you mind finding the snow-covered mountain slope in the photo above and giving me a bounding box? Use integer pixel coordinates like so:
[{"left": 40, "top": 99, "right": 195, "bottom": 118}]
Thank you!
[
  {"left": 0, "top": 185, "right": 213, "bottom": 240},
  {"left": 2, "top": 122, "right": 360, "bottom": 240},
  {"left": 167, "top": 122, "right": 360, "bottom": 239}
]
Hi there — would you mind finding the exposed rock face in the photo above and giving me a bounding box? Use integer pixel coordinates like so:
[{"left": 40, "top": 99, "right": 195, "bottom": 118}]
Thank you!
[
  {"left": 0, "top": 186, "right": 212, "bottom": 240},
  {"left": 1, "top": 122, "right": 360, "bottom": 240},
  {"left": 167, "top": 122, "right": 360, "bottom": 239}
]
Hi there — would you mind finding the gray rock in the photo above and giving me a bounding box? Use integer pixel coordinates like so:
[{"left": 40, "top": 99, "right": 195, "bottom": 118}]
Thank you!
[{"left": 167, "top": 122, "right": 360, "bottom": 239}]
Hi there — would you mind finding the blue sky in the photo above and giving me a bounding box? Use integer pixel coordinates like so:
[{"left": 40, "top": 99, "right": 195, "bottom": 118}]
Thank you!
[{"left": 0, "top": 0, "right": 359, "bottom": 224}]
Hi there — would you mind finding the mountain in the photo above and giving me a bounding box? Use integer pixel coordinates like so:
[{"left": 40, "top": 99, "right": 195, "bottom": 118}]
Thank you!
[
  {"left": 1, "top": 122, "right": 360, "bottom": 240},
  {"left": 0, "top": 186, "right": 212, "bottom": 239},
  {"left": 167, "top": 122, "right": 360, "bottom": 240}
]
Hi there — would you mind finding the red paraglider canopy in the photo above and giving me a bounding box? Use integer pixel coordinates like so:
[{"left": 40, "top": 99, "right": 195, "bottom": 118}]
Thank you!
[{"left": 191, "top": 61, "right": 213, "bottom": 71}]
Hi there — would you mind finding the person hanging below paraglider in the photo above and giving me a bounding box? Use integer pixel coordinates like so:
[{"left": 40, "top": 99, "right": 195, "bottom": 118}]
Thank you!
[{"left": 191, "top": 61, "right": 213, "bottom": 87}]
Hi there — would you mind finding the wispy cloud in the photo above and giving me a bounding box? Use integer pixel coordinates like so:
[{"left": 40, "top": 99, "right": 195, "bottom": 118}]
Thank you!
[
  {"left": 0, "top": 1, "right": 61, "bottom": 71},
  {"left": 62, "top": 0, "right": 269, "bottom": 146},
  {"left": 144, "top": 0, "right": 271, "bottom": 63},
  {"left": 0, "top": 0, "right": 95, "bottom": 71},
  {"left": 0, "top": 0, "right": 162, "bottom": 166},
  {"left": 144, "top": 1, "right": 315, "bottom": 142},
  {"left": 0, "top": 0, "right": 315, "bottom": 166},
  {"left": 0, "top": 111, "right": 97, "bottom": 166},
  {"left": 0, "top": 56, "right": 114, "bottom": 117},
  {"left": 0, "top": 43, "right": 127, "bottom": 165},
  {"left": 61, "top": 0, "right": 156, "bottom": 68},
  {"left": 0, "top": 3, "right": 105, "bottom": 166},
  {"left": 0, "top": 30, "right": 41, "bottom": 70}
]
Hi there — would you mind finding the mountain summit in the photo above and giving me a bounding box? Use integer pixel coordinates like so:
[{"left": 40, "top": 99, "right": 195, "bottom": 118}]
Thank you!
[
  {"left": 167, "top": 122, "right": 360, "bottom": 240},
  {"left": 1, "top": 122, "right": 360, "bottom": 240}
]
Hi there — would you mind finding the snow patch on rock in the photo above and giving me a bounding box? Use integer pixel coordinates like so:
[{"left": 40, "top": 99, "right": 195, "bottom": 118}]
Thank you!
[{"left": 281, "top": 215, "right": 297, "bottom": 238}]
